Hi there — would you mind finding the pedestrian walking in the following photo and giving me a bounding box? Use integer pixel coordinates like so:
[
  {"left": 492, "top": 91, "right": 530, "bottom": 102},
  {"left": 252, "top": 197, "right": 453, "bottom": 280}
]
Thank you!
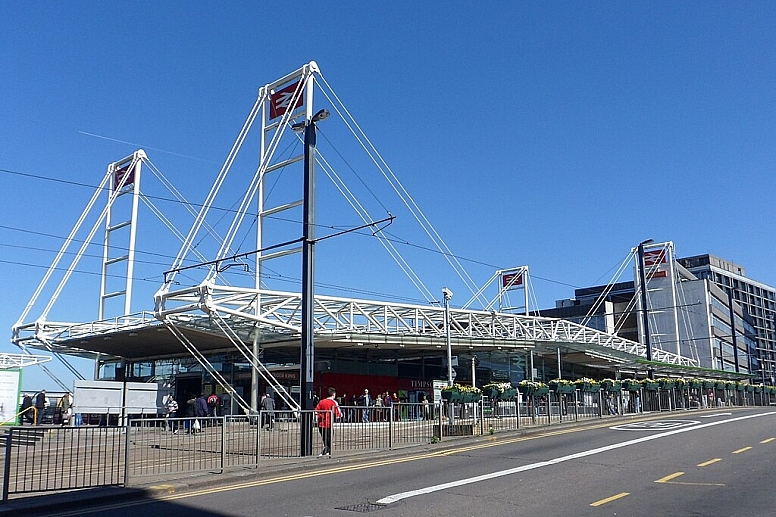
[
  {"left": 349, "top": 394, "right": 358, "bottom": 423},
  {"left": 419, "top": 392, "right": 430, "bottom": 420},
  {"left": 20, "top": 394, "right": 33, "bottom": 425},
  {"left": 314, "top": 387, "right": 342, "bottom": 457},
  {"left": 260, "top": 392, "right": 275, "bottom": 430},
  {"left": 374, "top": 392, "right": 384, "bottom": 421},
  {"left": 207, "top": 392, "right": 220, "bottom": 417},
  {"left": 358, "top": 389, "right": 371, "bottom": 422},
  {"left": 165, "top": 393, "right": 179, "bottom": 433},
  {"left": 196, "top": 393, "right": 208, "bottom": 429},
  {"left": 57, "top": 392, "right": 73, "bottom": 426},
  {"left": 185, "top": 394, "right": 197, "bottom": 433},
  {"left": 34, "top": 389, "right": 47, "bottom": 425}
]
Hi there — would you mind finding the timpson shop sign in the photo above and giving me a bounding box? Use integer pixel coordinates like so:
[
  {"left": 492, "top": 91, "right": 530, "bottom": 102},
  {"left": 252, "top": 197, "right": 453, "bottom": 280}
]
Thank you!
[{"left": 398, "top": 379, "right": 434, "bottom": 390}]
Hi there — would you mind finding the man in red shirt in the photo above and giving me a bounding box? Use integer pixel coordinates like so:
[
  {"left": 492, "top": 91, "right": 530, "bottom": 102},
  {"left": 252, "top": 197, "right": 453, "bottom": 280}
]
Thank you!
[{"left": 314, "top": 387, "right": 342, "bottom": 456}]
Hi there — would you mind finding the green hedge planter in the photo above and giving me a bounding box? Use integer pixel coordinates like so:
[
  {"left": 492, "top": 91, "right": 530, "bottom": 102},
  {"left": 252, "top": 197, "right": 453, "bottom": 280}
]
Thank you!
[
  {"left": 441, "top": 391, "right": 463, "bottom": 403},
  {"left": 533, "top": 386, "right": 550, "bottom": 397},
  {"left": 602, "top": 381, "right": 622, "bottom": 392},
  {"left": 576, "top": 383, "right": 601, "bottom": 393},
  {"left": 622, "top": 381, "right": 641, "bottom": 392},
  {"left": 549, "top": 383, "right": 575, "bottom": 394},
  {"left": 500, "top": 388, "right": 517, "bottom": 400}
]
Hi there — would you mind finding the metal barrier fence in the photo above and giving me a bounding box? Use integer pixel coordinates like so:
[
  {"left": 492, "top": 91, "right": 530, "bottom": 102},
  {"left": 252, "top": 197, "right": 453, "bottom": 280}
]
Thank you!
[
  {"left": 2, "top": 426, "right": 125, "bottom": 500},
  {"left": 3, "top": 389, "right": 775, "bottom": 500},
  {"left": 126, "top": 415, "right": 278, "bottom": 481},
  {"left": 258, "top": 410, "right": 323, "bottom": 459},
  {"left": 257, "top": 405, "right": 440, "bottom": 459}
]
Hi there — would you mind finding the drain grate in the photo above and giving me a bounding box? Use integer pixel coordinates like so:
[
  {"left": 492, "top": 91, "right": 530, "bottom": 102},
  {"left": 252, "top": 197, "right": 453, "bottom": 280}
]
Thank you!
[{"left": 336, "top": 502, "right": 388, "bottom": 513}]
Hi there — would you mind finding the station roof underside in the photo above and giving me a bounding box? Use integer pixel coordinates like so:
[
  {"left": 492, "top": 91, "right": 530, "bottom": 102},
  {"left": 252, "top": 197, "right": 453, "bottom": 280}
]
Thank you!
[{"left": 24, "top": 321, "right": 750, "bottom": 380}]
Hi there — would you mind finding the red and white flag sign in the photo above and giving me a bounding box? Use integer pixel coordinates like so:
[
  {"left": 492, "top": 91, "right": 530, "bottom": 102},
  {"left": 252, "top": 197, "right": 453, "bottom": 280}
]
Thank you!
[
  {"left": 270, "top": 82, "right": 303, "bottom": 120},
  {"left": 643, "top": 249, "right": 667, "bottom": 266}
]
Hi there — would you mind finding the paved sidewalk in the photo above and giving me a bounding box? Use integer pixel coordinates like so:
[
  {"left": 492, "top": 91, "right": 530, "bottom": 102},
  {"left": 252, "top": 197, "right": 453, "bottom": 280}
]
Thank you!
[{"left": 0, "top": 409, "right": 715, "bottom": 516}]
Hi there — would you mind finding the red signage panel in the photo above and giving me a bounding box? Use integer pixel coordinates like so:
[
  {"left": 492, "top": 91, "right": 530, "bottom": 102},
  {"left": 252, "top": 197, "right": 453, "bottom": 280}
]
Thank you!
[
  {"left": 270, "top": 81, "right": 303, "bottom": 120},
  {"left": 502, "top": 272, "right": 523, "bottom": 288},
  {"left": 643, "top": 249, "right": 667, "bottom": 266},
  {"left": 113, "top": 164, "right": 134, "bottom": 187}
]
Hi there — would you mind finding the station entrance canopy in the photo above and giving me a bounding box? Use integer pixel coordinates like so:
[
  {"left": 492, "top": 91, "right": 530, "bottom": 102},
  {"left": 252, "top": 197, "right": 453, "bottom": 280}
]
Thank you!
[{"left": 15, "top": 286, "right": 698, "bottom": 368}]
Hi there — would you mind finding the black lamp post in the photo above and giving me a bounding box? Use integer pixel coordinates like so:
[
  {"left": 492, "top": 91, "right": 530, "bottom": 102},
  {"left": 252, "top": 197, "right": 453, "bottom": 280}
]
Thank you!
[
  {"left": 295, "top": 108, "right": 329, "bottom": 457},
  {"left": 637, "top": 239, "right": 654, "bottom": 379}
]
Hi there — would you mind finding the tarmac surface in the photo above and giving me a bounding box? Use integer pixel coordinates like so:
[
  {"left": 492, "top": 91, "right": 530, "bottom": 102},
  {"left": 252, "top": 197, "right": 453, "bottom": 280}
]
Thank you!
[{"left": 0, "top": 409, "right": 669, "bottom": 516}]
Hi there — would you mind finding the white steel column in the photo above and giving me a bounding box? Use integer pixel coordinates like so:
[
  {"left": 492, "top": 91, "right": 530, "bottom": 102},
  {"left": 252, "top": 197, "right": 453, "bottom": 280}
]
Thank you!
[{"left": 98, "top": 150, "right": 145, "bottom": 320}]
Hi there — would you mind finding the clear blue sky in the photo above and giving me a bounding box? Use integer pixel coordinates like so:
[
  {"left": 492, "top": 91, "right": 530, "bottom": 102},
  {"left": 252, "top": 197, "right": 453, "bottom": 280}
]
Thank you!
[{"left": 3, "top": 3, "right": 775, "bottom": 392}]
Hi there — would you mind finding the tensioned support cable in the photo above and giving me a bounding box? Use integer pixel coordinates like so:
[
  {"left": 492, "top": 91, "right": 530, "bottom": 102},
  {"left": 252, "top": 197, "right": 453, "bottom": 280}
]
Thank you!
[
  {"left": 209, "top": 311, "right": 299, "bottom": 411},
  {"left": 316, "top": 76, "right": 485, "bottom": 305},
  {"left": 162, "top": 216, "right": 394, "bottom": 284},
  {"left": 163, "top": 321, "right": 252, "bottom": 415}
]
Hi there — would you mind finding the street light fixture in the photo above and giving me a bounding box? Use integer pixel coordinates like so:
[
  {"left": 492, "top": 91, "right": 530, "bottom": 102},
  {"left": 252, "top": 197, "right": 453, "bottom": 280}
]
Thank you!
[
  {"left": 636, "top": 239, "right": 654, "bottom": 379},
  {"left": 442, "top": 287, "right": 454, "bottom": 387},
  {"left": 299, "top": 107, "right": 329, "bottom": 456}
]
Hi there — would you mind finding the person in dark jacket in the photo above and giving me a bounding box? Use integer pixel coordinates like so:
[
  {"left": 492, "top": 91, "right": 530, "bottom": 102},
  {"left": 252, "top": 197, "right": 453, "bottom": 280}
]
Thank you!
[
  {"left": 185, "top": 394, "right": 197, "bottom": 433},
  {"left": 34, "top": 390, "right": 47, "bottom": 425},
  {"left": 260, "top": 393, "right": 275, "bottom": 430},
  {"left": 195, "top": 393, "right": 209, "bottom": 429},
  {"left": 20, "top": 394, "right": 33, "bottom": 425}
]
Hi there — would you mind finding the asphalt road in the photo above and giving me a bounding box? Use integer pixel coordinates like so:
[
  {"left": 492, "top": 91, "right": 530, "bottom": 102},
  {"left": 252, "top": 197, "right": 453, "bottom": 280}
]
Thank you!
[{"left": 48, "top": 408, "right": 776, "bottom": 517}]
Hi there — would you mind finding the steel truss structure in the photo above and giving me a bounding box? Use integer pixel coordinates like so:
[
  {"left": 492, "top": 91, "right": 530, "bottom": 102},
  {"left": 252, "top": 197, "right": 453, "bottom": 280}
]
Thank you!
[
  {"left": 156, "top": 285, "right": 696, "bottom": 365},
  {"left": 0, "top": 353, "right": 51, "bottom": 370}
]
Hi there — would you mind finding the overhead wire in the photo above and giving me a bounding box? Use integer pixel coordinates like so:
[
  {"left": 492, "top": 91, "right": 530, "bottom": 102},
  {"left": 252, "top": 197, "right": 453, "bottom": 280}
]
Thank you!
[{"left": 316, "top": 73, "right": 487, "bottom": 306}]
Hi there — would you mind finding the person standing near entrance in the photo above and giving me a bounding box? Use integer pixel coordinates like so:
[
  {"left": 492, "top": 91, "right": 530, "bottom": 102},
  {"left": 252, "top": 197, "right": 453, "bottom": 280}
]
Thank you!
[
  {"left": 165, "top": 393, "right": 179, "bottom": 433},
  {"left": 196, "top": 393, "right": 209, "bottom": 428},
  {"left": 358, "top": 389, "right": 371, "bottom": 423},
  {"left": 57, "top": 392, "right": 73, "bottom": 426},
  {"left": 314, "top": 387, "right": 342, "bottom": 457},
  {"left": 260, "top": 392, "right": 275, "bottom": 430},
  {"left": 207, "top": 392, "right": 220, "bottom": 418},
  {"left": 34, "top": 390, "right": 47, "bottom": 425},
  {"left": 20, "top": 394, "right": 33, "bottom": 425}
]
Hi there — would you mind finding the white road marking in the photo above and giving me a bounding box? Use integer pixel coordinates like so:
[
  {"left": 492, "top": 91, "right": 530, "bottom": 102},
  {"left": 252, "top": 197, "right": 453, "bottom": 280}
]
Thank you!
[
  {"left": 699, "top": 412, "right": 732, "bottom": 418},
  {"left": 376, "top": 411, "right": 775, "bottom": 505},
  {"left": 610, "top": 420, "right": 699, "bottom": 431}
]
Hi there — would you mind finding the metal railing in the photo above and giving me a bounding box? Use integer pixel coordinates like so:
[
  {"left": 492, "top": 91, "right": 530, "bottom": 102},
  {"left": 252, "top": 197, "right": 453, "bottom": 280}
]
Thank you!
[
  {"left": 2, "top": 390, "right": 774, "bottom": 500},
  {"left": 257, "top": 410, "right": 323, "bottom": 459},
  {"left": 2, "top": 426, "right": 125, "bottom": 500}
]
